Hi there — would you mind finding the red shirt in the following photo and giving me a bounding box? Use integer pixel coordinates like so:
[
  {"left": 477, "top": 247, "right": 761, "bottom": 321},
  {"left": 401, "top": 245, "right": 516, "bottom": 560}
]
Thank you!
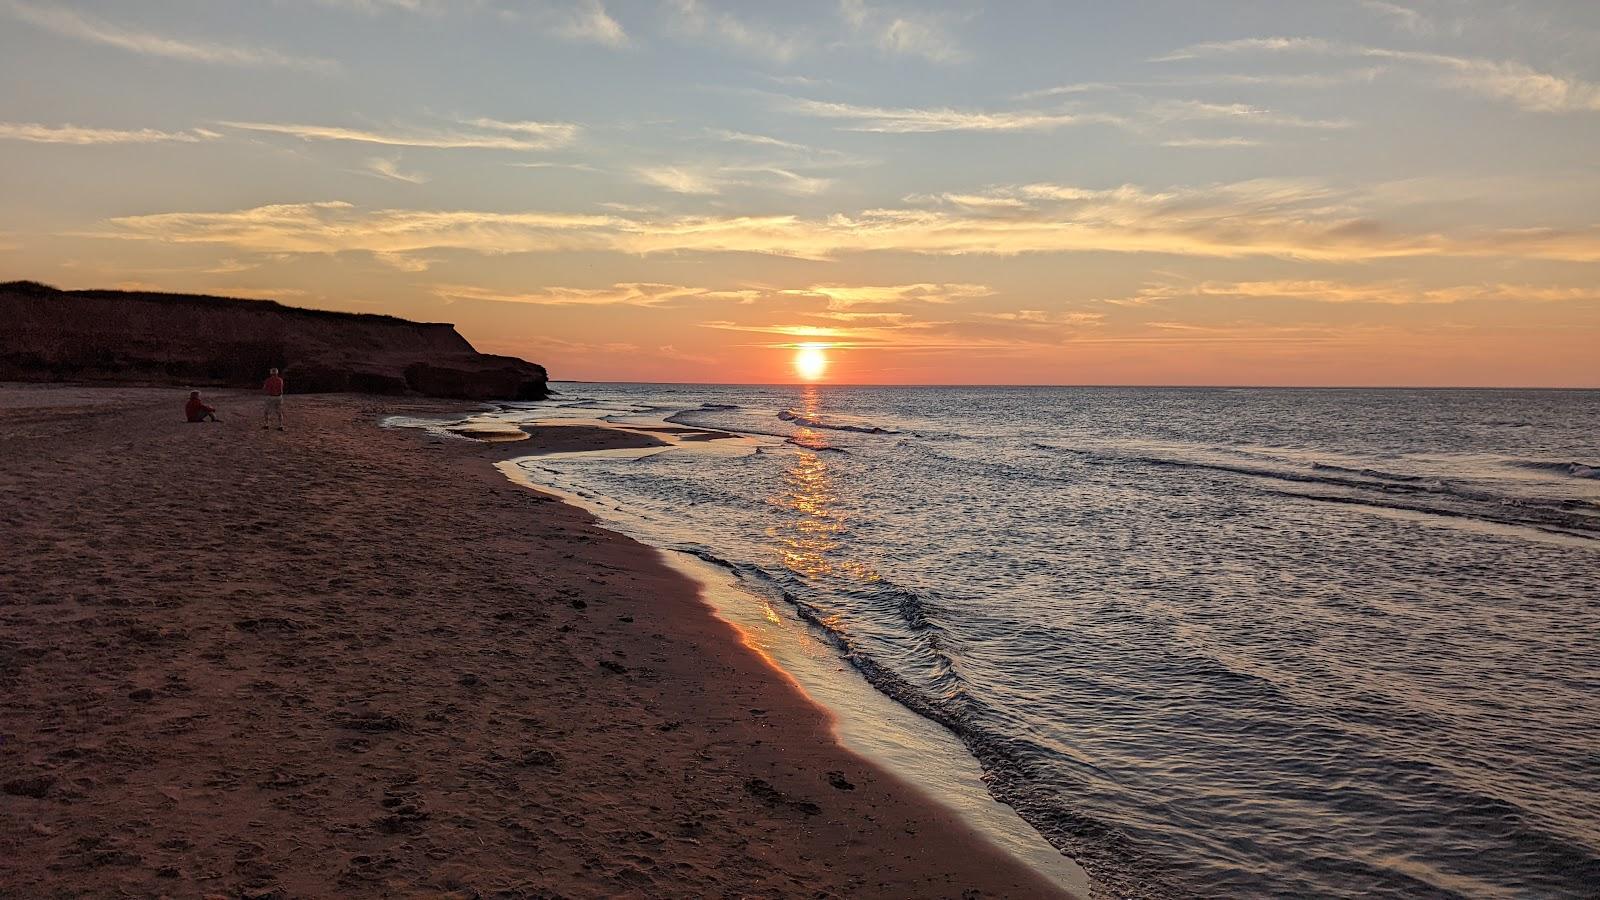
[
  {"left": 185, "top": 397, "right": 213, "bottom": 422},
  {"left": 264, "top": 375, "right": 285, "bottom": 397}
]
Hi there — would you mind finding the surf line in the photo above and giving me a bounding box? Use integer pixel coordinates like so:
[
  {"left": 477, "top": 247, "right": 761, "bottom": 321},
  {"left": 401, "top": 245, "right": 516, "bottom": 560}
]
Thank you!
[{"left": 488, "top": 429, "right": 1092, "bottom": 898}]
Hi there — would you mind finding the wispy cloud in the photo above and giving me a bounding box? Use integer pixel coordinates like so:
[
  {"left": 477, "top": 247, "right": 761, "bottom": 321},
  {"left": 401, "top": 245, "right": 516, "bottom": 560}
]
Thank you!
[
  {"left": 837, "top": 0, "right": 967, "bottom": 63},
  {"left": 0, "top": 121, "right": 220, "bottom": 144},
  {"left": 1124, "top": 279, "right": 1600, "bottom": 306},
  {"left": 1155, "top": 36, "right": 1600, "bottom": 113},
  {"left": 782, "top": 96, "right": 1113, "bottom": 133},
  {"left": 709, "top": 129, "right": 814, "bottom": 152},
  {"left": 553, "top": 0, "right": 630, "bottom": 47},
  {"left": 782, "top": 282, "right": 993, "bottom": 310},
  {"left": 434, "top": 282, "right": 761, "bottom": 306},
  {"left": 634, "top": 163, "right": 832, "bottom": 196},
  {"left": 307, "top": 0, "right": 442, "bottom": 12},
  {"left": 361, "top": 157, "right": 429, "bottom": 183},
  {"left": 1358, "top": 1, "right": 1433, "bottom": 35},
  {"left": 664, "top": 0, "right": 809, "bottom": 62},
  {"left": 1148, "top": 99, "right": 1352, "bottom": 129},
  {"left": 219, "top": 118, "right": 578, "bottom": 150},
  {"left": 1155, "top": 68, "right": 1388, "bottom": 89},
  {"left": 310, "top": 0, "right": 631, "bottom": 47},
  {"left": 1161, "top": 136, "right": 1264, "bottom": 149},
  {"left": 635, "top": 166, "right": 721, "bottom": 195},
  {"left": 3, "top": 0, "right": 335, "bottom": 71},
  {"left": 1152, "top": 37, "right": 1342, "bottom": 62},
  {"left": 93, "top": 186, "right": 1600, "bottom": 264}
]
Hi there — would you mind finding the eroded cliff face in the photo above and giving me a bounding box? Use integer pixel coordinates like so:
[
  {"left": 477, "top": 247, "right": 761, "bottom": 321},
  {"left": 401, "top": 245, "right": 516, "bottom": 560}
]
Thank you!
[{"left": 0, "top": 282, "right": 548, "bottom": 401}]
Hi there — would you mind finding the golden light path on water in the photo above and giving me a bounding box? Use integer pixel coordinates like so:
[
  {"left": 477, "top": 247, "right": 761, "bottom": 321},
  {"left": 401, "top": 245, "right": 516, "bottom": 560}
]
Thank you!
[
  {"left": 766, "top": 387, "right": 880, "bottom": 638},
  {"left": 440, "top": 393, "right": 1092, "bottom": 897}
]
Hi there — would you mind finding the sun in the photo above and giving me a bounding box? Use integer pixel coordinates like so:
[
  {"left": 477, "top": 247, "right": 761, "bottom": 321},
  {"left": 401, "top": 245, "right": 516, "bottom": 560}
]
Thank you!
[{"left": 794, "top": 344, "right": 829, "bottom": 381}]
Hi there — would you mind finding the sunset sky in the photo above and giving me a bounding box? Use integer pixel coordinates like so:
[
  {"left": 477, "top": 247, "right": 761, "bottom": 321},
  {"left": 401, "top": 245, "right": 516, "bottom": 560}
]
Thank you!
[{"left": 2, "top": 0, "right": 1598, "bottom": 386}]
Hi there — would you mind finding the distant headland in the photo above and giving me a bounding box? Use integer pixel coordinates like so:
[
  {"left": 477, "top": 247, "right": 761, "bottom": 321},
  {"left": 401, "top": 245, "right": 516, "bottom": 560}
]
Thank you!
[{"left": 0, "top": 281, "right": 547, "bottom": 401}]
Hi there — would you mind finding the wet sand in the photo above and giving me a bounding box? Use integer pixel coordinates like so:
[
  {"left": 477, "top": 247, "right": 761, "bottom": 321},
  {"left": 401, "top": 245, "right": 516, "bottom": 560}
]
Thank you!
[{"left": 0, "top": 385, "right": 1076, "bottom": 898}]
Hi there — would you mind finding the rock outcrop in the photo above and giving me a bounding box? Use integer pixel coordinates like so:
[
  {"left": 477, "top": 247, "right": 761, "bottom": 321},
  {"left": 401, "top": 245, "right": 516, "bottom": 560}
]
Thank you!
[{"left": 0, "top": 281, "right": 548, "bottom": 401}]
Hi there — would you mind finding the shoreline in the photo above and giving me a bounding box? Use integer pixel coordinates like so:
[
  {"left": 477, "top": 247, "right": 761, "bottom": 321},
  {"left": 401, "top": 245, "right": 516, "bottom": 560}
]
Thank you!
[
  {"left": 492, "top": 458, "right": 1094, "bottom": 890},
  {"left": 1, "top": 384, "right": 1081, "bottom": 898},
  {"left": 486, "top": 430, "right": 1092, "bottom": 896}
]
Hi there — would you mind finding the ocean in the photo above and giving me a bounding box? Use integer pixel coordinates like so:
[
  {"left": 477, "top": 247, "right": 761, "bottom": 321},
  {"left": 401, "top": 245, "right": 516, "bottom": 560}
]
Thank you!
[{"left": 467, "top": 384, "right": 1600, "bottom": 898}]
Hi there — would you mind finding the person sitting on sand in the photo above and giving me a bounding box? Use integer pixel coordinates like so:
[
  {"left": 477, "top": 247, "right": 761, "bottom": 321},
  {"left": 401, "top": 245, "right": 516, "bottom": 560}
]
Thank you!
[
  {"left": 185, "top": 390, "right": 219, "bottom": 423},
  {"left": 262, "top": 368, "right": 286, "bottom": 431}
]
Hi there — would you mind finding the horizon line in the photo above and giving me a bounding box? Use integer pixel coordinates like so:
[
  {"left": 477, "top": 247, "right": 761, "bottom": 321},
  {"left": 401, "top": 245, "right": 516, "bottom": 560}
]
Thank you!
[{"left": 551, "top": 379, "right": 1600, "bottom": 391}]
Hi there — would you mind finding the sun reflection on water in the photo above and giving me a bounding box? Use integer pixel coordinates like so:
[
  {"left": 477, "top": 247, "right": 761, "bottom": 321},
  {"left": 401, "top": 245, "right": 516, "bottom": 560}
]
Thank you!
[{"left": 766, "top": 387, "right": 880, "bottom": 588}]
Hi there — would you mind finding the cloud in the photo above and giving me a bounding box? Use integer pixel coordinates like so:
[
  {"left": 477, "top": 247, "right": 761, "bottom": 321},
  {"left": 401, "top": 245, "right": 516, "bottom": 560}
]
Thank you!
[
  {"left": 1155, "top": 36, "right": 1600, "bottom": 113},
  {"left": 94, "top": 186, "right": 1600, "bottom": 264},
  {"left": 1154, "top": 68, "right": 1388, "bottom": 89},
  {"left": 634, "top": 164, "right": 832, "bottom": 196},
  {"left": 3, "top": 0, "right": 335, "bottom": 71},
  {"left": 1123, "top": 279, "right": 1600, "bottom": 305},
  {"left": 782, "top": 96, "right": 1113, "bottom": 133},
  {"left": 634, "top": 166, "right": 720, "bottom": 195},
  {"left": 664, "top": 0, "right": 809, "bottom": 62},
  {"left": 709, "top": 129, "right": 813, "bottom": 152},
  {"left": 1015, "top": 82, "right": 1121, "bottom": 101},
  {"left": 783, "top": 283, "right": 993, "bottom": 310},
  {"left": 309, "top": 0, "right": 630, "bottom": 46},
  {"left": 554, "top": 0, "right": 630, "bottom": 47},
  {"left": 202, "top": 258, "right": 260, "bottom": 274},
  {"left": 97, "top": 201, "right": 626, "bottom": 255},
  {"left": 361, "top": 157, "right": 429, "bottom": 183},
  {"left": 0, "top": 122, "right": 219, "bottom": 144},
  {"left": 1152, "top": 37, "right": 1342, "bottom": 62},
  {"left": 1358, "top": 1, "right": 1432, "bottom": 35},
  {"left": 695, "top": 314, "right": 1107, "bottom": 352},
  {"left": 307, "top": 0, "right": 440, "bottom": 11},
  {"left": 837, "top": 0, "right": 967, "bottom": 63},
  {"left": 978, "top": 309, "right": 1105, "bottom": 325},
  {"left": 207, "top": 286, "right": 310, "bottom": 300},
  {"left": 1147, "top": 99, "right": 1352, "bottom": 129},
  {"left": 219, "top": 118, "right": 578, "bottom": 150},
  {"left": 1161, "top": 136, "right": 1264, "bottom": 148},
  {"left": 434, "top": 282, "right": 761, "bottom": 306}
]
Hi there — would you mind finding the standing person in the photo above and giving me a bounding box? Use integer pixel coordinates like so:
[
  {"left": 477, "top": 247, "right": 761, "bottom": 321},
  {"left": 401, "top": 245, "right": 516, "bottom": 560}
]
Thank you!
[
  {"left": 185, "top": 390, "right": 220, "bottom": 423},
  {"left": 262, "top": 368, "right": 286, "bottom": 431}
]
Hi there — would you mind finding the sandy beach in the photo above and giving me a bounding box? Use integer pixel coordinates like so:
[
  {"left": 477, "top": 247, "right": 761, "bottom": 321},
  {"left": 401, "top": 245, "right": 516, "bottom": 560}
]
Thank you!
[{"left": 0, "top": 384, "right": 1074, "bottom": 898}]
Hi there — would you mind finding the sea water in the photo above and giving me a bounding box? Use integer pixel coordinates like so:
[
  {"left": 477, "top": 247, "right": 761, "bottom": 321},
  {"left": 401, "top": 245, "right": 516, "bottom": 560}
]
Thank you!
[{"left": 473, "top": 384, "right": 1600, "bottom": 898}]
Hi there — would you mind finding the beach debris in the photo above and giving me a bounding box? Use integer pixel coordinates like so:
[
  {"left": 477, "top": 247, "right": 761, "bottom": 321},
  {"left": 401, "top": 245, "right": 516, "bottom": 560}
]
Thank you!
[
  {"left": 233, "top": 617, "right": 304, "bottom": 635},
  {"left": 827, "top": 771, "right": 856, "bottom": 791},
  {"left": 597, "top": 659, "right": 629, "bottom": 675},
  {"left": 330, "top": 710, "right": 408, "bottom": 733},
  {"left": 517, "top": 749, "right": 558, "bottom": 768},
  {"left": 2, "top": 775, "right": 54, "bottom": 798},
  {"left": 742, "top": 778, "right": 821, "bottom": 816},
  {"left": 375, "top": 793, "right": 430, "bottom": 834}
]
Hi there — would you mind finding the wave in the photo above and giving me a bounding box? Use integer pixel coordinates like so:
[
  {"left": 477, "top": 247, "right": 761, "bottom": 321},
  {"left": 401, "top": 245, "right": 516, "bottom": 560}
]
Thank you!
[
  {"left": 1508, "top": 460, "right": 1600, "bottom": 480},
  {"left": 778, "top": 409, "right": 899, "bottom": 435},
  {"left": 1042, "top": 446, "right": 1600, "bottom": 536},
  {"left": 671, "top": 544, "right": 1180, "bottom": 897},
  {"left": 785, "top": 436, "right": 848, "bottom": 453},
  {"left": 1310, "top": 462, "right": 1429, "bottom": 484}
]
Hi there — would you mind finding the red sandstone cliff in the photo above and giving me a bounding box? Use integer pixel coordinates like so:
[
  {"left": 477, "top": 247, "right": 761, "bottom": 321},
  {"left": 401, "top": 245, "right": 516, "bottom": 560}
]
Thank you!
[{"left": 0, "top": 282, "right": 548, "bottom": 401}]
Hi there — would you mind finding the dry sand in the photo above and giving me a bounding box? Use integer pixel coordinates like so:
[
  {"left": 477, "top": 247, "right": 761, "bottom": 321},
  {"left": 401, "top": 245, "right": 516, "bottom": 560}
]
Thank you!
[{"left": 0, "top": 385, "right": 1074, "bottom": 898}]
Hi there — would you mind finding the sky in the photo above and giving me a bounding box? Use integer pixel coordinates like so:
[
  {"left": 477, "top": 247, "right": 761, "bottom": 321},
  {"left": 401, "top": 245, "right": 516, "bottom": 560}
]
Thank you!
[{"left": 2, "top": 1, "right": 1598, "bottom": 386}]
